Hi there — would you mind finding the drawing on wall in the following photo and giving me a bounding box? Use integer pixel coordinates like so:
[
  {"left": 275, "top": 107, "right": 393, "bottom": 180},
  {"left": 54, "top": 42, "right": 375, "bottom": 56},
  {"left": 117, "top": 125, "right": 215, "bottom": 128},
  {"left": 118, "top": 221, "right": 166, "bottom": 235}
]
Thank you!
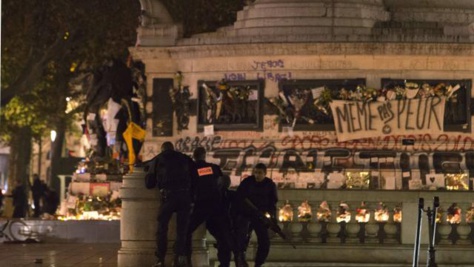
[
  {"left": 381, "top": 79, "right": 472, "bottom": 133},
  {"left": 269, "top": 79, "right": 366, "bottom": 131},
  {"left": 197, "top": 79, "right": 264, "bottom": 131}
]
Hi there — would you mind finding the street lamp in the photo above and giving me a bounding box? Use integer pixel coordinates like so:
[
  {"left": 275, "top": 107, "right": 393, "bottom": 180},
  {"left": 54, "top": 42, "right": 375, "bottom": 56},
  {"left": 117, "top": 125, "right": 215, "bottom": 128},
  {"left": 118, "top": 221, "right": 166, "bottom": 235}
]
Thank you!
[
  {"left": 49, "top": 130, "right": 57, "bottom": 186},
  {"left": 50, "top": 130, "right": 57, "bottom": 142}
]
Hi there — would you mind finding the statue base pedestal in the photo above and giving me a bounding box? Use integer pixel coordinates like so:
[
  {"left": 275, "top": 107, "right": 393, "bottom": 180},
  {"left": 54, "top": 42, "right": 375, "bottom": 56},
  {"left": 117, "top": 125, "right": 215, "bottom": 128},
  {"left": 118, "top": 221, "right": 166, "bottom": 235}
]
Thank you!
[{"left": 137, "top": 24, "right": 182, "bottom": 46}]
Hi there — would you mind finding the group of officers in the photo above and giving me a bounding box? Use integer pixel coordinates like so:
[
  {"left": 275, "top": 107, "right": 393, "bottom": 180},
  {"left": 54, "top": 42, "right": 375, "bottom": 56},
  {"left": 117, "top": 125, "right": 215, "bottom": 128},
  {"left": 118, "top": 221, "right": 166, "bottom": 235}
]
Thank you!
[{"left": 146, "top": 141, "right": 279, "bottom": 267}]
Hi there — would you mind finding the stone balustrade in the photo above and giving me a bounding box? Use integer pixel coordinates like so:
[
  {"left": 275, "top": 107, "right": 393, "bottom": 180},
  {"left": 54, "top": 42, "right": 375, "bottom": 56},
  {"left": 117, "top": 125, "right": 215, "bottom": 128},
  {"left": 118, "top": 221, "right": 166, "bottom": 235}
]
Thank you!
[{"left": 208, "top": 189, "right": 474, "bottom": 266}]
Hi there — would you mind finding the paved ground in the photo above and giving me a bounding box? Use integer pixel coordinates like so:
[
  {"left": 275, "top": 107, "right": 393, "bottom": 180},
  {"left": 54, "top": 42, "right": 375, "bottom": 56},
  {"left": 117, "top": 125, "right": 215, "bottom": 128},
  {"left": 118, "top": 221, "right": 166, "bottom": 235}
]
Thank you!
[
  {"left": 0, "top": 243, "right": 119, "bottom": 267},
  {"left": 1, "top": 242, "right": 472, "bottom": 267}
]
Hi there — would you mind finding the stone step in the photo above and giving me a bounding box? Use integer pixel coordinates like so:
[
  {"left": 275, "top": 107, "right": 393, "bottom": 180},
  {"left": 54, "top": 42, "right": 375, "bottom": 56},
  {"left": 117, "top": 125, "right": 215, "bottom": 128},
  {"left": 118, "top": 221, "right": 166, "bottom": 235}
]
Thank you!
[
  {"left": 210, "top": 262, "right": 473, "bottom": 267},
  {"left": 234, "top": 17, "right": 379, "bottom": 29},
  {"left": 178, "top": 33, "right": 474, "bottom": 46}
]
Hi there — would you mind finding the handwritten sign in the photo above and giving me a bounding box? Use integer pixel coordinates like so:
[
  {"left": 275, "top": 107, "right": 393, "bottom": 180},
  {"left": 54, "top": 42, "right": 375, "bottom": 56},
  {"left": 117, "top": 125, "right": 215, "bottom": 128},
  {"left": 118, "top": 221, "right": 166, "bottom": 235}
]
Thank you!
[{"left": 330, "top": 97, "right": 446, "bottom": 142}]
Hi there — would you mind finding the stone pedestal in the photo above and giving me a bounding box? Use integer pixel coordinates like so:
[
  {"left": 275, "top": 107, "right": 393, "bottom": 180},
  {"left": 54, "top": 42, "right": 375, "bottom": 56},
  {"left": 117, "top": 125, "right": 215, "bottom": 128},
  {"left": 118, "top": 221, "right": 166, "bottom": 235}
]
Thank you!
[
  {"left": 118, "top": 167, "right": 209, "bottom": 267},
  {"left": 137, "top": 24, "right": 183, "bottom": 47},
  {"left": 232, "top": 0, "right": 389, "bottom": 37}
]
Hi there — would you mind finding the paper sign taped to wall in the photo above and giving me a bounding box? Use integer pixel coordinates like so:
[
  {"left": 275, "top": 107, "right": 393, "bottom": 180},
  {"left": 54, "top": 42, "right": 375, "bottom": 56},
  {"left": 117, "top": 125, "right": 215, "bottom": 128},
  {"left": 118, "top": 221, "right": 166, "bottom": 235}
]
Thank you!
[{"left": 204, "top": 125, "right": 214, "bottom": 136}]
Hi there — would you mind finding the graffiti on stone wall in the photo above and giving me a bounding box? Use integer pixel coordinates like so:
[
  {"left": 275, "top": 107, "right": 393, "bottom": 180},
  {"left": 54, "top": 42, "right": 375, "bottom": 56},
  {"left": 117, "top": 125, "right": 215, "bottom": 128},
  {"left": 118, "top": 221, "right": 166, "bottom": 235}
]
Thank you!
[
  {"left": 251, "top": 59, "right": 293, "bottom": 82},
  {"left": 280, "top": 133, "right": 474, "bottom": 152},
  {"left": 224, "top": 59, "right": 292, "bottom": 83},
  {"left": 173, "top": 135, "right": 474, "bottom": 189},
  {"left": 224, "top": 73, "right": 246, "bottom": 81}
]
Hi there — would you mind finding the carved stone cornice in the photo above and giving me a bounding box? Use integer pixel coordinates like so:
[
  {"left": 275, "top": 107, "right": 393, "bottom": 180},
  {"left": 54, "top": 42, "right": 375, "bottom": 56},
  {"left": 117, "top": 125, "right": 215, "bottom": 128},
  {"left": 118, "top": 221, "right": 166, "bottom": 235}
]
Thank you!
[{"left": 130, "top": 42, "right": 474, "bottom": 61}]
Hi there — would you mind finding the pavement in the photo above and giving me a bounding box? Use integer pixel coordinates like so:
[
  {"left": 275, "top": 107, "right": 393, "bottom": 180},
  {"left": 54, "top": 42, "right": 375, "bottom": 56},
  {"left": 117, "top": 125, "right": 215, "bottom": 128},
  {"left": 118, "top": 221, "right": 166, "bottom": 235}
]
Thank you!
[{"left": 0, "top": 243, "right": 119, "bottom": 267}]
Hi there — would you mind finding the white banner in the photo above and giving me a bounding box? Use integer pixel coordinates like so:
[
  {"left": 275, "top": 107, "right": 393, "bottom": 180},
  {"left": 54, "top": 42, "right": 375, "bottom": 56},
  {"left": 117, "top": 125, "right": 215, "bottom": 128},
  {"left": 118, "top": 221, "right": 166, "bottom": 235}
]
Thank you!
[{"left": 330, "top": 97, "right": 446, "bottom": 142}]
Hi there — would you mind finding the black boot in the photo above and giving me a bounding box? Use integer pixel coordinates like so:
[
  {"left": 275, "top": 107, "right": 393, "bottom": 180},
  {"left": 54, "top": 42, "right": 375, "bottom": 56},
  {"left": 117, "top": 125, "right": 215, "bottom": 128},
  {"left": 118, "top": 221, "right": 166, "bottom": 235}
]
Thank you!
[
  {"left": 173, "top": 255, "right": 188, "bottom": 267},
  {"left": 187, "top": 255, "right": 193, "bottom": 267},
  {"left": 235, "top": 253, "right": 248, "bottom": 267},
  {"left": 152, "top": 258, "right": 165, "bottom": 267}
]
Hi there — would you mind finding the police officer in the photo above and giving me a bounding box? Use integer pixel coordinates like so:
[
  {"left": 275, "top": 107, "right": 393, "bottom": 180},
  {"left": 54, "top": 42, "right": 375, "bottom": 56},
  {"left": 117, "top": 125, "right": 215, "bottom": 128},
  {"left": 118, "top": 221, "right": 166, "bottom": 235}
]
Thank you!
[
  {"left": 235, "top": 163, "right": 278, "bottom": 267},
  {"left": 147, "top": 141, "right": 196, "bottom": 267},
  {"left": 185, "top": 147, "right": 234, "bottom": 267}
]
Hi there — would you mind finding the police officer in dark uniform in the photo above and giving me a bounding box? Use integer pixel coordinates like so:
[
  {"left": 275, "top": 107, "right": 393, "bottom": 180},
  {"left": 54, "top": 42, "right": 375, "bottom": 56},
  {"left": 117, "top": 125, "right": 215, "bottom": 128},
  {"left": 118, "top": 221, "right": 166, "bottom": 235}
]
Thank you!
[
  {"left": 217, "top": 175, "right": 248, "bottom": 267},
  {"left": 185, "top": 147, "right": 234, "bottom": 267},
  {"left": 147, "top": 141, "right": 197, "bottom": 267},
  {"left": 235, "top": 163, "right": 278, "bottom": 267}
]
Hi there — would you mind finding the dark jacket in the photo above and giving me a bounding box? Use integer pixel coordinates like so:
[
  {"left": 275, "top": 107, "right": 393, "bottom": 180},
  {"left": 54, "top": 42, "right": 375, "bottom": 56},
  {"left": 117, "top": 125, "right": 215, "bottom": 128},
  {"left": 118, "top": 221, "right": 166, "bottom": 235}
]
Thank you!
[
  {"left": 236, "top": 176, "right": 278, "bottom": 218},
  {"left": 43, "top": 190, "right": 60, "bottom": 215},
  {"left": 149, "top": 150, "right": 197, "bottom": 192},
  {"left": 194, "top": 160, "right": 223, "bottom": 203},
  {"left": 12, "top": 184, "right": 27, "bottom": 208},
  {"left": 31, "top": 178, "right": 45, "bottom": 198}
]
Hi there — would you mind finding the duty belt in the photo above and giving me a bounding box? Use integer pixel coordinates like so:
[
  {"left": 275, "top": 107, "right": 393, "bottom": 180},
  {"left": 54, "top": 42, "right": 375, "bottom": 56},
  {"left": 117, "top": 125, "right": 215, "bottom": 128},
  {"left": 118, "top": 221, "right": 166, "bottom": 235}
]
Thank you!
[{"left": 160, "top": 188, "right": 190, "bottom": 194}]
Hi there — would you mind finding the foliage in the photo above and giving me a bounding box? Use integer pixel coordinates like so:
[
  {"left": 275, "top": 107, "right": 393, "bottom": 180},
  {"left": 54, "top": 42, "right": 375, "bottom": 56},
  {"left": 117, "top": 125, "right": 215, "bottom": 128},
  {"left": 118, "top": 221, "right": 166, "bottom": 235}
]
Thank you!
[
  {"left": 1, "top": 0, "right": 140, "bottom": 141},
  {"left": 1, "top": 0, "right": 141, "bottom": 192}
]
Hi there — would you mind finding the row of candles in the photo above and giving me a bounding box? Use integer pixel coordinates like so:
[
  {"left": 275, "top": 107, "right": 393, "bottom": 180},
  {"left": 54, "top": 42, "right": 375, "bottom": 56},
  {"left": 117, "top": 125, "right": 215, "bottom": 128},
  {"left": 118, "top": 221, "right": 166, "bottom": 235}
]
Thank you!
[{"left": 278, "top": 200, "right": 474, "bottom": 224}]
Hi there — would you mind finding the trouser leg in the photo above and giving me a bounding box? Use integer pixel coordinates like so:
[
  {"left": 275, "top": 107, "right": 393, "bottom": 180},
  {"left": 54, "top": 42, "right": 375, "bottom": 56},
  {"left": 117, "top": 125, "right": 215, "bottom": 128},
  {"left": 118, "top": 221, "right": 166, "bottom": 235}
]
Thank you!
[
  {"left": 156, "top": 200, "right": 174, "bottom": 260},
  {"left": 174, "top": 196, "right": 192, "bottom": 257},
  {"left": 207, "top": 215, "right": 233, "bottom": 267},
  {"left": 233, "top": 216, "right": 250, "bottom": 267},
  {"left": 185, "top": 205, "right": 207, "bottom": 265},
  {"left": 33, "top": 197, "right": 41, "bottom": 217},
  {"left": 252, "top": 221, "right": 270, "bottom": 267}
]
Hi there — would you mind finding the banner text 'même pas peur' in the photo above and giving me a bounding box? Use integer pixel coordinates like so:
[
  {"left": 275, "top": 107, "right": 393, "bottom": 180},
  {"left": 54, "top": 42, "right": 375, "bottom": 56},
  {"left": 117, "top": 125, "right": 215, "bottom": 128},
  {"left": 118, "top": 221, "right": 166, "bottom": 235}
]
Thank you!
[{"left": 329, "top": 97, "right": 445, "bottom": 142}]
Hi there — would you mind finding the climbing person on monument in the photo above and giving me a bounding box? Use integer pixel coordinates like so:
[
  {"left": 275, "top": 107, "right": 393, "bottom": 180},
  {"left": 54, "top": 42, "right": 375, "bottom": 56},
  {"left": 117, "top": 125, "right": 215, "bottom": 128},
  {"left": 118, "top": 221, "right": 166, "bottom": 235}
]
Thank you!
[{"left": 145, "top": 141, "right": 197, "bottom": 267}]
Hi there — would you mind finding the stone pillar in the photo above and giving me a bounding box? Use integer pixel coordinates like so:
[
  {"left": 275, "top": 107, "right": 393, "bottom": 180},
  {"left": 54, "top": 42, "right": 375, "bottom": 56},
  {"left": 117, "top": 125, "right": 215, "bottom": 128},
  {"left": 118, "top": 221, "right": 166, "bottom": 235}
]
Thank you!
[
  {"left": 401, "top": 201, "right": 429, "bottom": 245},
  {"left": 118, "top": 167, "right": 209, "bottom": 267},
  {"left": 118, "top": 167, "right": 157, "bottom": 267}
]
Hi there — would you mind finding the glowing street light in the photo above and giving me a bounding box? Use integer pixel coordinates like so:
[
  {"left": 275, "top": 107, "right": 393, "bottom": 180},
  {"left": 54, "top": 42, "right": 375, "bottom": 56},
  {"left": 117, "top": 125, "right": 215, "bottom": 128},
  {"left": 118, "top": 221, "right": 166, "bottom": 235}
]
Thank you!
[{"left": 50, "top": 130, "right": 57, "bottom": 142}]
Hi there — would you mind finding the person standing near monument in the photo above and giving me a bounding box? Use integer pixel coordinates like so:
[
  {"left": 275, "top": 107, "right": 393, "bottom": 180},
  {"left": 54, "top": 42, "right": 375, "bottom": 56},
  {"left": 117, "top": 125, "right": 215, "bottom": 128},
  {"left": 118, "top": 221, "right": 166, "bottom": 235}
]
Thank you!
[
  {"left": 146, "top": 141, "right": 197, "bottom": 267},
  {"left": 185, "top": 147, "right": 234, "bottom": 267},
  {"left": 235, "top": 163, "right": 278, "bottom": 267},
  {"left": 10, "top": 179, "right": 28, "bottom": 218},
  {"left": 31, "top": 174, "right": 46, "bottom": 217}
]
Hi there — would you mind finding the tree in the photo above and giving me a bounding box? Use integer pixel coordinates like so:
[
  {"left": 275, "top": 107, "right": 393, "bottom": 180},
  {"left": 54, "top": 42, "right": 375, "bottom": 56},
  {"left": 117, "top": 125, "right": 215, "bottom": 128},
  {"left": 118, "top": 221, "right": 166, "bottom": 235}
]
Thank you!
[
  {"left": 1, "top": 0, "right": 246, "bottom": 216},
  {"left": 1, "top": 0, "right": 141, "bottom": 212}
]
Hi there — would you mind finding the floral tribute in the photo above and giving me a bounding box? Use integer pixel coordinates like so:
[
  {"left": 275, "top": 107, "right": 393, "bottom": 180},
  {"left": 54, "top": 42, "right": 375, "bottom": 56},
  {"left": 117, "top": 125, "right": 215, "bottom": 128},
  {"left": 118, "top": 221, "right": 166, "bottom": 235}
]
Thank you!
[
  {"left": 199, "top": 79, "right": 258, "bottom": 124},
  {"left": 279, "top": 200, "right": 294, "bottom": 222},
  {"left": 169, "top": 71, "right": 192, "bottom": 131},
  {"left": 393, "top": 204, "right": 402, "bottom": 223},
  {"left": 446, "top": 203, "right": 462, "bottom": 224},
  {"left": 59, "top": 159, "right": 122, "bottom": 220},
  {"left": 345, "top": 172, "right": 370, "bottom": 189},
  {"left": 355, "top": 201, "right": 370, "bottom": 223},
  {"left": 268, "top": 81, "right": 462, "bottom": 128},
  {"left": 466, "top": 203, "right": 474, "bottom": 223},
  {"left": 316, "top": 201, "right": 332, "bottom": 222},
  {"left": 297, "top": 200, "right": 312, "bottom": 222},
  {"left": 374, "top": 202, "right": 389, "bottom": 222},
  {"left": 336, "top": 201, "right": 351, "bottom": 223}
]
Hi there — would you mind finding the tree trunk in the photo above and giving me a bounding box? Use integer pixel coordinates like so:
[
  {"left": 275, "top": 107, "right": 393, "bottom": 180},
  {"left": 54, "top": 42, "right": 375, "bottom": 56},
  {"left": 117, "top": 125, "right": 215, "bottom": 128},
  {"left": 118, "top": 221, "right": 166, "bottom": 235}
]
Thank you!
[
  {"left": 49, "top": 69, "right": 70, "bottom": 193},
  {"left": 5, "top": 127, "right": 32, "bottom": 217},
  {"left": 50, "top": 119, "right": 66, "bottom": 193}
]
